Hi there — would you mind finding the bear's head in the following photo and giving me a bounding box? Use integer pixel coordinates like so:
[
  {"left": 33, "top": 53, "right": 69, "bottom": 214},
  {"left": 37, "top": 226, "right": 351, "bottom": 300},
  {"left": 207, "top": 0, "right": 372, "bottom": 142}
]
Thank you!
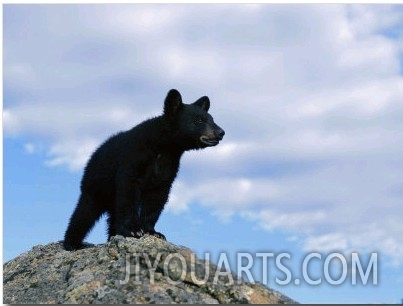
[{"left": 163, "top": 89, "right": 225, "bottom": 151}]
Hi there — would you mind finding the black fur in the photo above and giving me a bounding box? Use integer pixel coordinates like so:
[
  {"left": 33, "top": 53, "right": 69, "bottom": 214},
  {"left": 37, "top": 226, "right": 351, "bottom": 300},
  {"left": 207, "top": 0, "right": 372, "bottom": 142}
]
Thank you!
[{"left": 63, "top": 89, "right": 225, "bottom": 250}]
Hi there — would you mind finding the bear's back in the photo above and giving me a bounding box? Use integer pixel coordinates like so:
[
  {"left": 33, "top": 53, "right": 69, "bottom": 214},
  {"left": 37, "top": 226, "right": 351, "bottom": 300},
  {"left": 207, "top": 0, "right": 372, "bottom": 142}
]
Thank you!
[{"left": 80, "top": 117, "right": 164, "bottom": 192}]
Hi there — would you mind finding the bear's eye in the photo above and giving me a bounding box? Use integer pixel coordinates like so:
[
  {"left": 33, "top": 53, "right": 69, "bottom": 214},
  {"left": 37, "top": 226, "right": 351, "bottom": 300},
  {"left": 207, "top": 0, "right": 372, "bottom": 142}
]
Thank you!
[{"left": 194, "top": 117, "right": 204, "bottom": 124}]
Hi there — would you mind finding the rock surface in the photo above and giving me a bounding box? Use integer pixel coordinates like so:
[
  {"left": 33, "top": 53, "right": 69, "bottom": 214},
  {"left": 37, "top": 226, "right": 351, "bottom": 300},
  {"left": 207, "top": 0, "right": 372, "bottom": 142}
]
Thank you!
[{"left": 3, "top": 235, "right": 297, "bottom": 304}]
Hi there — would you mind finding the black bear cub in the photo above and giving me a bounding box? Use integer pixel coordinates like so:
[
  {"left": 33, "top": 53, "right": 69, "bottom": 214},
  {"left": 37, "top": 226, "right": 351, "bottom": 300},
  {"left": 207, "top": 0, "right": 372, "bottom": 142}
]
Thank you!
[{"left": 63, "top": 89, "right": 225, "bottom": 250}]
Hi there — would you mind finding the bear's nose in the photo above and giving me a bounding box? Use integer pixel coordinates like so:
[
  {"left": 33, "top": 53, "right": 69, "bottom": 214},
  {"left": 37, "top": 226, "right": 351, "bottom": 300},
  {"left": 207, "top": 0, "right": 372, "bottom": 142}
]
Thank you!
[{"left": 217, "top": 128, "right": 225, "bottom": 140}]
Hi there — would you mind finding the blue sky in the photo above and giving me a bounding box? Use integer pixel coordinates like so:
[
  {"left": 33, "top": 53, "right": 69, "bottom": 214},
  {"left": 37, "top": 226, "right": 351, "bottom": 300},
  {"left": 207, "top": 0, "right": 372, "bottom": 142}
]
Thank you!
[{"left": 3, "top": 4, "right": 403, "bottom": 303}]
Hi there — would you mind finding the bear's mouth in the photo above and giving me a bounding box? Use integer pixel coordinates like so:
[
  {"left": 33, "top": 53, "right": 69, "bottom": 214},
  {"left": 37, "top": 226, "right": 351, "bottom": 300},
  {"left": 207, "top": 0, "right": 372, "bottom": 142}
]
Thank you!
[{"left": 200, "top": 136, "right": 219, "bottom": 146}]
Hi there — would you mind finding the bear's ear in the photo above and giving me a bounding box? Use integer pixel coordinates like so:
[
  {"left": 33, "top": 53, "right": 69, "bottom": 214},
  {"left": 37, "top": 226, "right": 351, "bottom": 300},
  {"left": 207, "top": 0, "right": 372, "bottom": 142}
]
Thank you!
[
  {"left": 164, "top": 89, "right": 183, "bottom": 117},
  {"left": 193, "top": 96, "right": 210, "bottom": 112}
]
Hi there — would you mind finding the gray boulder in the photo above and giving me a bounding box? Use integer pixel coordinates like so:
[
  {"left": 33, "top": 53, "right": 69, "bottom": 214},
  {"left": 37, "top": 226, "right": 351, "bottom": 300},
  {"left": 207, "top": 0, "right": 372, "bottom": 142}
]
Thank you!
[{"left": 3, "top": 235, "right": 297, "bottom": 304}]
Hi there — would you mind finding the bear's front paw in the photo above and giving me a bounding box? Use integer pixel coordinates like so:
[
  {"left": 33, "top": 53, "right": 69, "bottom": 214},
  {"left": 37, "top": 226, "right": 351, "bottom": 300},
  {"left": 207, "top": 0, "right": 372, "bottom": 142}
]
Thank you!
[
  {"left": 117, "top": 226, "right": 145, "bottom": 238},
  {"left": 147, "top": 230, "right": 166, "bottom": 240},
  {"left": 130, "top": 228, "right": 145, "bottom": 238}
]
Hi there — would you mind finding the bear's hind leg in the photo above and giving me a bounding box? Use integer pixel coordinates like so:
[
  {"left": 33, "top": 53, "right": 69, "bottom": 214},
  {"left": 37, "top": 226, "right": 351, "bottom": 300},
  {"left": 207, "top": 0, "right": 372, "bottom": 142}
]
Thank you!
[{"left": 63, "top": 193, "right": 103, "bottom": 250}]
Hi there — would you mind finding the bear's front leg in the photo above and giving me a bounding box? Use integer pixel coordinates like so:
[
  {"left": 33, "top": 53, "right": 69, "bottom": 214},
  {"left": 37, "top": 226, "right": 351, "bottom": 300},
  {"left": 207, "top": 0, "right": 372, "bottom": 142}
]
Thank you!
[
  {"left": 114, "top": 179, "right": 145, "bottom": 238},
  {"left": 141, "top": 194, "right": 168, "bottom": 241}
]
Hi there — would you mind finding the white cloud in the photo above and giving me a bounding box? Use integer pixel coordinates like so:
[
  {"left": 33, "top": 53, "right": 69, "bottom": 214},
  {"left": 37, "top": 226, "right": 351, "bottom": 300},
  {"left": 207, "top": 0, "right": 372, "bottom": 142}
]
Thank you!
[
  {"left": 3, "top": 110, "right": 21, "bottom": 134},
  {"left": 4, "top": 4, "right": 403, "bottom": 265},
  {"left": 24, "top": 143, "right": 36, "bottom": 154},
  {"left": 304, "top": 233, "right": 350, "bottom": 253},
  {"left": 168, "top": 177, "right": 279, "bottom": 213},
  {"left": 45, "top": 138, "right": 99, "bottom": 172}
]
